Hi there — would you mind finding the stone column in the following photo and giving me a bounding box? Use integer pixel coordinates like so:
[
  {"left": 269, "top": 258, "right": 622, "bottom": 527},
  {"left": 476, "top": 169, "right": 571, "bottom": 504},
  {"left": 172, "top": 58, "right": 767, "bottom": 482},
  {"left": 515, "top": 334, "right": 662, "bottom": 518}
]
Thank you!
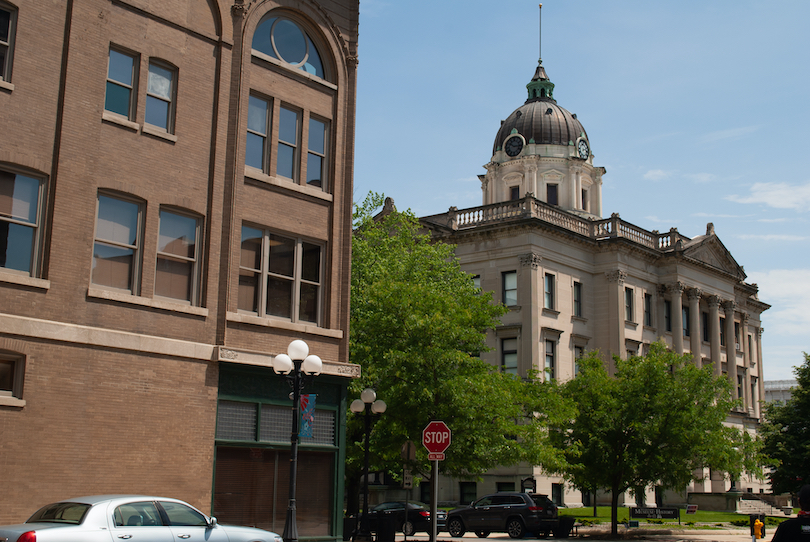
[
  {"left": 707, "top": 295, "right": 722, "bottom": 376},
  {"left": 723, "top": 301, "right": 738, "bottom": 401},
  {"left": 606, "top": 270, "right": 627, "bottom": 366},
  {"left": 569, "top": 165, "right": 580, "bottom": 210},
  {"left": 670, "top": 282, "right": 685, "bottom": 355},
  {"left": 687, "top": 288, "right": 702, "bottom": 366},
  {"left": 656, "top": 285, "right": 667, "bottom": 342},
  {"left": 575, "top": 170, "right": 583, "bottom": 209},
  {"left": 519, "top": 252, "right": 542, "bottom": 376},
  {"left": 741, "top": 314, "right": 751, "bottom": 414}
]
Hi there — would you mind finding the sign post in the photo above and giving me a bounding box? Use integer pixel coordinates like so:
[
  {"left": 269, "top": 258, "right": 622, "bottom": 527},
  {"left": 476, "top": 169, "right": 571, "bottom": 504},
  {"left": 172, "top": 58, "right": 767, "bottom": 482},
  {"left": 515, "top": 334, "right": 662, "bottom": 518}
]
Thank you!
[{"left": 423, "top": 421, "right": 451, "bottom": 542}]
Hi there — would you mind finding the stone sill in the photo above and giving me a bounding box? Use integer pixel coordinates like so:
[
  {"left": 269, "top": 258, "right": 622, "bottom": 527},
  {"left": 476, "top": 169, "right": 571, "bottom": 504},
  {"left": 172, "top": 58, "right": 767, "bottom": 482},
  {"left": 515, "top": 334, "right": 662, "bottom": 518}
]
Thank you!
[
  {"left": 87, "top": 287, "right": 208, "bottom": 317},
  {"left": 244, "top": 167, "right": 333, "bottom": 202},
  {"left": 0, "top": 79, "right": 14, "bottom": 92},
  {"left": 0, "top": 396, "right": 26, "bottom": 407},
  {"left": 0, "top": 271, "right": 50, "bottom": 290},
  {"left": 227, "top": 311, "right": 343, "bottom": 339}
]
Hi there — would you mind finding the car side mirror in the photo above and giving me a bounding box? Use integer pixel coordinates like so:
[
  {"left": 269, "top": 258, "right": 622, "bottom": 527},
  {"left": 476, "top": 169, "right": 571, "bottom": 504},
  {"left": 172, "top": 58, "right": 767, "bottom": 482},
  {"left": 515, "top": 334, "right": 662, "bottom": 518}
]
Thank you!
[{"left": 207, "top": 517, "right": 218, "bottom": 529}]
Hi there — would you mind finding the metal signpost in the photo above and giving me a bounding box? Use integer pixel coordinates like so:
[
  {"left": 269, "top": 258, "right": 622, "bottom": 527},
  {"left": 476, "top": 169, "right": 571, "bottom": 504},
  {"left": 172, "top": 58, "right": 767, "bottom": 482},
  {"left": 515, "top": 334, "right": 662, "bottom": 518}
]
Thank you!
[{"left": 422, "top": 421, "right": 451, "bottom": 542}]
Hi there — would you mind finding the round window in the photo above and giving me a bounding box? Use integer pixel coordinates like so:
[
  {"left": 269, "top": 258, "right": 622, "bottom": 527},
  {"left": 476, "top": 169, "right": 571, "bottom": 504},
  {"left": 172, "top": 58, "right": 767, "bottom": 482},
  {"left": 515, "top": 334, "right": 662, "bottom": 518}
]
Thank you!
[{"left": 253, "top": 16, "right": 325, "bottom": 79}]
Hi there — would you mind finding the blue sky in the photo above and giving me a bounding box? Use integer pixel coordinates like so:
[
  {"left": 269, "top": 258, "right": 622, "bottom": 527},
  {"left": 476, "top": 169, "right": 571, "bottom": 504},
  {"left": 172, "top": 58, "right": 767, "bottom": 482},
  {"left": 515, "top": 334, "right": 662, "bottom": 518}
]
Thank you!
[{"left": 352, "top": 1, "right": 810, "bottom": 381}]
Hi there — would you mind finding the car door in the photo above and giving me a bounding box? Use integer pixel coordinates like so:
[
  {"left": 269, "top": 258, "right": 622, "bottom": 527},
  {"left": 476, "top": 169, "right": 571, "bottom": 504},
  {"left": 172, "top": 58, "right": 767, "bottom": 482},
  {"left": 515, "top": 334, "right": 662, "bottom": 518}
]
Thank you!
[
  {"left": 158, "top": 501, "right": 229, "bottom": 542},
  {"left": 467, "top": 496, "right": 498, "bottom": 531},
  {"left": 110, "top": 501, "right": 174, "bottom": 542}
]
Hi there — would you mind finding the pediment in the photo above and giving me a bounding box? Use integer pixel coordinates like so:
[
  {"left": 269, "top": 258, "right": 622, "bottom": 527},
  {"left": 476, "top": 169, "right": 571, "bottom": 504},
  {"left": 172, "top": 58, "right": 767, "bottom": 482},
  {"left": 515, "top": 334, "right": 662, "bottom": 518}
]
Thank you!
[{"left": 682, "top": 235, "right": 745, "bottom": 280}]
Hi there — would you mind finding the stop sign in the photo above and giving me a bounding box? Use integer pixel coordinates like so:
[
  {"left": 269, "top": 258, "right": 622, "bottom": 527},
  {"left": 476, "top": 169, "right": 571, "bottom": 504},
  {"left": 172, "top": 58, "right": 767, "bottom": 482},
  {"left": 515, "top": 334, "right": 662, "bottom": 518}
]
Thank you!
[{"left": 422, "top": 421, "right": 451, "bottom": 454}]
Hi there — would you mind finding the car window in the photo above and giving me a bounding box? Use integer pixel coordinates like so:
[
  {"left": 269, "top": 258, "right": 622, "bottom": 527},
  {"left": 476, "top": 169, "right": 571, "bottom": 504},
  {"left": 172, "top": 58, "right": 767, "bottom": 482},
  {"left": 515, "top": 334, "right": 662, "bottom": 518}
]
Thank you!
[
  {"left": 508, "top": 496, "right": 525, "bottom": 505},
  {"left": 475, "top": 497, "right": 493, "bottom": 507},
  {"left": 113, "top": 502, "right": 164, "bottom": 527},
  {"left": 27, "top": 503, "right": 92, "bottom": 525},
  {"left": 530, "top": 495, "right": 553, "bottom": 507},
  {"left": 491, "top": 496, "right": 510, "bottom": 506},
  {"left": 160, "top": 501, "right": 208, "bottom": 526}
]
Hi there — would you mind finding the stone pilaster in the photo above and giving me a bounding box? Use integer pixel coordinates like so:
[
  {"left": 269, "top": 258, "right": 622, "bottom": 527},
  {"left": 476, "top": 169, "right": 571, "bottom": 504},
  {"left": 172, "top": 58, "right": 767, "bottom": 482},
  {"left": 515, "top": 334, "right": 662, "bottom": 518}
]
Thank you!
[
  {"left": 723, "top": 301, "right": 738, "bottom": 401},
  {"left": 606, "top": 270, "right": 627, "bottom": 364}
]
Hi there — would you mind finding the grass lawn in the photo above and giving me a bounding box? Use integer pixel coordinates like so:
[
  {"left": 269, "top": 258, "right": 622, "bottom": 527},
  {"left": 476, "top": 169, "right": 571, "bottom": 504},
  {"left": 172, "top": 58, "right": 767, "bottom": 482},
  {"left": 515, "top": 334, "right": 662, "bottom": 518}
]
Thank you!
[{"left": 558, "top": 506, "right": 787, "bottom": 528}]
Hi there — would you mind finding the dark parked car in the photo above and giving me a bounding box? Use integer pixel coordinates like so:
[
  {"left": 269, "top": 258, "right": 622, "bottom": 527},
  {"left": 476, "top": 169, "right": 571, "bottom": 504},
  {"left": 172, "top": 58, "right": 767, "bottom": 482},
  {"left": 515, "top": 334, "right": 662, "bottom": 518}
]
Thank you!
[
  {"left": 446, "top": 492, "right": 558, "bottom": 538},
  {"left": 356, "top": 501, "right": 446, "bottom": 536}
]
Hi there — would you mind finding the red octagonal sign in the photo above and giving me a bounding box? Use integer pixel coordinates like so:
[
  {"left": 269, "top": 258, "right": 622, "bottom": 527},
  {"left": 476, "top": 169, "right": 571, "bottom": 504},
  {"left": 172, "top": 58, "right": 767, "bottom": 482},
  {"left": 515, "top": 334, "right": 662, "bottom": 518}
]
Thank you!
[{"left": 422, "top": 421, "right": 451, "bottom": 454}]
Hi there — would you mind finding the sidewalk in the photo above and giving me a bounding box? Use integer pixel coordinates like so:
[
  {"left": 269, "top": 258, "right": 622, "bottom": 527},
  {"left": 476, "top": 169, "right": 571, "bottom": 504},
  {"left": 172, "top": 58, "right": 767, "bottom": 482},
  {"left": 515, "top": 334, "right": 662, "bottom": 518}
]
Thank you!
[{"left": 394, "top": 526, "right": 772, "bottom": 542}]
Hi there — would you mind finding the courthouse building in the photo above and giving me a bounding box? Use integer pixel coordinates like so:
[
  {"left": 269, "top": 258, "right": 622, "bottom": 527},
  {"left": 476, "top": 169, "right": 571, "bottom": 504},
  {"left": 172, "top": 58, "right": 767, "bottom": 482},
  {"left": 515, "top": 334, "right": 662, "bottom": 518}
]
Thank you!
[
  {"left": 420, "top": 59, "right": 769, "bottom": 506},
  {"left": 0, "top": 0, "right": 359, "bottom": 536}
]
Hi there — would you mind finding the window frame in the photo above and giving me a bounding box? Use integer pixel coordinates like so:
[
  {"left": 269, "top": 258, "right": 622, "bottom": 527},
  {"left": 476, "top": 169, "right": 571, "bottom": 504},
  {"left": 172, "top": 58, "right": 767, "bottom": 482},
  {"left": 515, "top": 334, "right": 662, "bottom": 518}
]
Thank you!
[
  {"left": 502, "top": 270, "right": 517, "bottom": 307},
  {"left": 92, "top": 192, "right": 145, "bottom": 294},
  {"left": 643, "top": 292, "right": 652, "bottom": 327},
  {"left": 0, "top": 1, "right": 17, "bottom": 84},
  {"left": 501, "top": 337, "right": 518, "bottom": 375},
  {"left": 105, "top": 46, "right": 140, "bottom": 121},
  {"left": 154, "top": 208, "right": 202, "bottom": 305},
  {"left": 624, "top": 287, "right": 634, "bottom": 323},
  {"left": 682, "top": 306, "right": 690, "bottom": 337},
  {"left": 702, "top": 311, "right": 710, "bottom": 343},
  {"left": 238, "top": 224, "right": 324, "bottom": 325},
  {"left": 544, "top": 339, "right": 556, "bottom": 381},
  {"left": 0, "top": 350, "right": 25, "bottom": 406},
  {"left": 306, "top": 115, "right": 329, "bottom": 190},
  {"left": 276, "top": 104, "right": 301, "bottom": 181},
  {"left": 664, "top": 299, "right": 672, "bottom": 332},
  {"left": 145, "top": 59, "right": 177, "bottom": 134},
  {"left": 573, "top": 281, "right": 583, "bottom": 318},
  {"left": 719, "top": 316, "right": 726, "bottom": 346},
  {"left": 246, "top": 93, "right": 271, "bottom": 172},
  {"left": 546, "top": 183, "right": 559, "bottom": 206},
  {"left": 0, "top": 167, "right": 47, "bottom": 278},
  {"left": 544, "top": 272, "right": 555, "bottom": 310}
]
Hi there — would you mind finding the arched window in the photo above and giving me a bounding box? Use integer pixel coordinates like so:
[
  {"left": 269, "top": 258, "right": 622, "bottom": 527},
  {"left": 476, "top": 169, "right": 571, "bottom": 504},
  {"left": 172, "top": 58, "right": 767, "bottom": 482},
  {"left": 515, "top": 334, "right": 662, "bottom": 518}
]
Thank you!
[{"left": 252, "top": 16, "right": 325, "bottom": 79}]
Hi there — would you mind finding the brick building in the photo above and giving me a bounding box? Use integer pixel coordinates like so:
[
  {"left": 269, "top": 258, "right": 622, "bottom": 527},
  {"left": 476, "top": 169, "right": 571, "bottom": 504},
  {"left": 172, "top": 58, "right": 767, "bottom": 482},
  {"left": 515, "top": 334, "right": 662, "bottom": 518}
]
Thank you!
[{"left": 0, "top": 0, "right": 359, "bottom": 536}]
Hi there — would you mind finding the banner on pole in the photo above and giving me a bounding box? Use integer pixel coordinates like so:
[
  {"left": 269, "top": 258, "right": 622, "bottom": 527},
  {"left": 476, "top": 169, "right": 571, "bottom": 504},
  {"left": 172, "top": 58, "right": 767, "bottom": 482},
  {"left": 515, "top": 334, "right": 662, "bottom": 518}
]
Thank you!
[{"left": 300, "top": 394, "right": 316, "bottom": 438}]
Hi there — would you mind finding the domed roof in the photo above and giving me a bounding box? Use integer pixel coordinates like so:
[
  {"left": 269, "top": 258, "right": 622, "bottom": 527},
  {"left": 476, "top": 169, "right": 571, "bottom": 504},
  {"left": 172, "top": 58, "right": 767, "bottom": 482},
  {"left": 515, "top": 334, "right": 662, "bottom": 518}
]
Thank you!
[{"left": 493, "top": 62, "right": 588, "bottom": 155}]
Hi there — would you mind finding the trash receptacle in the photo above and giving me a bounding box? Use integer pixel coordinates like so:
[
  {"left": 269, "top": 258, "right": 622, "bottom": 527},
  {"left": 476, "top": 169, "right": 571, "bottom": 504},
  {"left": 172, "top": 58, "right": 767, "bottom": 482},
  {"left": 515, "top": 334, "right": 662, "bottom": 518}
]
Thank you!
[
  {"left": 376, "top": 511, "right": 397, "bottom": 542},
  {"left": 553, "top": 517, "right": 575, "bottom": 538}
]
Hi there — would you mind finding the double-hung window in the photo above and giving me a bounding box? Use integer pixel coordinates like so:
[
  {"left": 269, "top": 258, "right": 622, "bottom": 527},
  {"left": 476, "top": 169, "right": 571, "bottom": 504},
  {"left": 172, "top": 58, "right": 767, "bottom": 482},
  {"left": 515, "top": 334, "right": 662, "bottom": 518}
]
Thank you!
[
  {"left": 92, "top": 194, "right": 143, "bottom": 293},
  {"left": 306, "top": 117, "right": 328, "bottom": 189},
  {"left": 624, "top": 287, "right": 634, "bottom": 322},
  {"left": 277, "top": 106, "right": 300, "bottom": 180},
  {"left": 0, "top": 169, "right": 45, "bottom": 276},
  {"left": 105, "top": 47, "right": 138, "bottom": 120},
  {"left": 502, "top": 271, "right": 517, "bottom": 306},
  {"left": 643, "top": 293, "right": 652, "bottom": 326},
  {"left": 155, "top": 209, "right": 200, "bottom": 304},
  {"left": 246, "top": 95, "right": 270, "bottom": 170},
  {"left": 145, "top": 61, "right": 176, "bottom": 132},
  {"left": 239, "top": 225, "right": 323, "bottom": 324},
  {"left": 683, "top": 306, "right": 690, "bottom": 337},
  {"left": 545, "top": 339, "right": 556, "bottom": 381},
  {"left": 544, "top": 273, "right": 555, "bottom": 310},
  {"left": 0, "top": 350, "right": 24, "bottom": 402},
  {"left": 573, "top": 281, "right": 583, "bottom": 317},
  {"left": 0, "top": 3, "right": 16, "bottom": 83},
  {"left": 501, "top": 338, "right": 517, "bottom": 375}
]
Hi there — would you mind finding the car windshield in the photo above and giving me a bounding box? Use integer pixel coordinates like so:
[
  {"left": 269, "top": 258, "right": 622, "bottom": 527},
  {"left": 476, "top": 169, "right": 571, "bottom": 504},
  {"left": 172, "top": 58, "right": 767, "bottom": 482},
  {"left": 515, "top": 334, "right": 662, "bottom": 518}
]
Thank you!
[
  {"left": 530, "top": 495, "right": 552, "bottom": 507},
  {"left": 27, "top": 503, "right": 92, "bottom": 524}
]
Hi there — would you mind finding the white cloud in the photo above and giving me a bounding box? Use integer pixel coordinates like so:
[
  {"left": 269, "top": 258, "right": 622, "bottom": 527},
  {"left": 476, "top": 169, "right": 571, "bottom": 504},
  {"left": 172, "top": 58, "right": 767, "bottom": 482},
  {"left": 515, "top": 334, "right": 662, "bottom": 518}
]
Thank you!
[
  {"left": 737, "top": 234, "right": 808, "bottom": 242},
  {"left": 727, "top": 181, "right": 810, "bottom": 211},
  {"left": 757, "top": 218, "right": 790, "bottom": 223},
  {"left": 643, "top": 215, "right": 677, "bottom": 224},
  {"left": 699, "top": 125, "right": 760, "bottom": 143},
  {"left": 643, "top": 169, "right": 675, "bottom": 181},
  {"left": 693, "top": 212, "right": 750, "bottom": 219},
  {"left": 686, "top": 172, "right": 717, "bottom": 183}
]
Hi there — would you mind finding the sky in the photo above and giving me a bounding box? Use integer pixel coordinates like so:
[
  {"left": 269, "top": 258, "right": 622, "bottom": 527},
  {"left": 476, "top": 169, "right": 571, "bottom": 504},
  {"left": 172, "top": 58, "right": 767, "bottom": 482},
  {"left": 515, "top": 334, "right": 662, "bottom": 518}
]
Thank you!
[{"left": 352, "top": 0, "right": 810, "bottom": 381}]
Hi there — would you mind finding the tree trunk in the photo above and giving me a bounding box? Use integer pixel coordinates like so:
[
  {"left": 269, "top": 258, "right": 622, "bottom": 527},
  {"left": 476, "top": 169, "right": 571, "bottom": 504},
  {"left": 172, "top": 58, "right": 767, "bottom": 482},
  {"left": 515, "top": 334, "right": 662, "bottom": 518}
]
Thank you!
[{"left": 610, "top": 487, "right": 620, "bottom": 536}]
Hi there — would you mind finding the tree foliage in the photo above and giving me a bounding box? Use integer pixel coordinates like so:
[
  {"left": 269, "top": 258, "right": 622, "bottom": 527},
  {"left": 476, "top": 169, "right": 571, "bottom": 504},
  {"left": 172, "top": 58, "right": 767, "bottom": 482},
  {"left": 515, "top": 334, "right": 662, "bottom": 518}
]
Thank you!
[
  {"left": 347, "top": 193, "right": 568, "bottom": 504},
  {"left": 552, "top": 342, "right": 760, "bottom": 535},
  {"left": 761, "top": 352, "right": 810, "bottom": 494}
]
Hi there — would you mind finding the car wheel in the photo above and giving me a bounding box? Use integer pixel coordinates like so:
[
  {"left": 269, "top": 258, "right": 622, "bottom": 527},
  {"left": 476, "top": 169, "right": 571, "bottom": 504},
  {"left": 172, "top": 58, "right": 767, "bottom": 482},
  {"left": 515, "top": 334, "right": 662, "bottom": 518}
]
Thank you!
[
  {"left": 506, "top": 518, "right": 526, "bottom": 539},
  {"left": 475, "top": 531, "right": 490, "bottom": 538},
  {"left": 447, "top": 518, "right": 466, "bottom": 537},
  {"left": 402, "top": 521, "right": 415, "bottom": 536}
]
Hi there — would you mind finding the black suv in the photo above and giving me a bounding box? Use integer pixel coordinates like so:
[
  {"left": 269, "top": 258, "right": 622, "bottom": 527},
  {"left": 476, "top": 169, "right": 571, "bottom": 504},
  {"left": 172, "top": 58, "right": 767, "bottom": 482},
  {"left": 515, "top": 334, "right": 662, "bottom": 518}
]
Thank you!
[{"left": 446, "top": 492, "right": 558, "bottom": 539}]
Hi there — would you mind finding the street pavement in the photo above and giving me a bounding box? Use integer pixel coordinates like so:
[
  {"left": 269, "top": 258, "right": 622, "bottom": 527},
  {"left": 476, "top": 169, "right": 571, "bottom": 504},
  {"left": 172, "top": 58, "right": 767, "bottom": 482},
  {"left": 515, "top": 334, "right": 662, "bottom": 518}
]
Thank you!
[{"left": 395, "top": 525, "right": 773, "bottom": 542}]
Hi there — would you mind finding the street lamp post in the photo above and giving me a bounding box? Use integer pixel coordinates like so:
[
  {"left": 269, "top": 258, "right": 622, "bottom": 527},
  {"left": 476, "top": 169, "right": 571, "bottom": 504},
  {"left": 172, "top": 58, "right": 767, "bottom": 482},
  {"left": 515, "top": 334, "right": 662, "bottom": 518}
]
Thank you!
[
  {"left": 350, "top": 388, "right": 386, "bottom": 541},
  {"left": 273, "top": 339, "right": 322, "bottom": 542}
]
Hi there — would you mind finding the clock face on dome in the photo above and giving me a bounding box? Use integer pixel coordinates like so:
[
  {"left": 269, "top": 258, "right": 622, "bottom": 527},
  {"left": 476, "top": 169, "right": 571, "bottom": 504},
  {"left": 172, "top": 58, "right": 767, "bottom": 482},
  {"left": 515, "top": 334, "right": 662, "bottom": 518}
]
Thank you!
[
  {"left": 505, "top": 136, "right": 524, "bottom": 157},
  {"left": 577, "top": 139, "right": 589, "bottom": 159}
]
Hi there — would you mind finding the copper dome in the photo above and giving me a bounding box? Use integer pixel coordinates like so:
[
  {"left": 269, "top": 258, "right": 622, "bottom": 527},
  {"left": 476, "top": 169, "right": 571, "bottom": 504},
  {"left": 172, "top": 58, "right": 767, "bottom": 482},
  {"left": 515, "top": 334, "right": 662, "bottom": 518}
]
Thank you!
[{"left": 492, "top": 62, "right": 588, "bottom": 155}]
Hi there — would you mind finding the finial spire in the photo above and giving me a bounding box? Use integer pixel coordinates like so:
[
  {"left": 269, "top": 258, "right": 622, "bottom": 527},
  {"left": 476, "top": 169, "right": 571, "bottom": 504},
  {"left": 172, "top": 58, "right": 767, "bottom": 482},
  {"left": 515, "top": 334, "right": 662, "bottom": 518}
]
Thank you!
[
  {"left": 539, "top": 4, "right": 542, "bottom": 62},
  {"left": 526, "top": 3, "right": 554, "bottom": 102}
]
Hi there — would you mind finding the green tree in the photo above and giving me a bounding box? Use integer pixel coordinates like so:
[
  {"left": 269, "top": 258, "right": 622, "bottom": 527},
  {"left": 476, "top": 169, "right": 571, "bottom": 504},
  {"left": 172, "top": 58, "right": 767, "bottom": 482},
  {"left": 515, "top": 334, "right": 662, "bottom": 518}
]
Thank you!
[
  {"left": 761, "top": 352, "right": 810, "bottom": 494},
  {"left": 347, "top": 193, "right": 568, "bottom": 512},
  {"left": 552, "top": 342, "right": 760, "bottom": 536}
]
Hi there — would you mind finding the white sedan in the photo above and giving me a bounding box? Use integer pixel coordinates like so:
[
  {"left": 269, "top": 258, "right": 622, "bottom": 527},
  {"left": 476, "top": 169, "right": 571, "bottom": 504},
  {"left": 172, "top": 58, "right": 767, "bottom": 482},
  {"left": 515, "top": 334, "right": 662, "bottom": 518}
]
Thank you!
[{"left": 0, "top": 495, "right": 284, "bottom": 542}]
